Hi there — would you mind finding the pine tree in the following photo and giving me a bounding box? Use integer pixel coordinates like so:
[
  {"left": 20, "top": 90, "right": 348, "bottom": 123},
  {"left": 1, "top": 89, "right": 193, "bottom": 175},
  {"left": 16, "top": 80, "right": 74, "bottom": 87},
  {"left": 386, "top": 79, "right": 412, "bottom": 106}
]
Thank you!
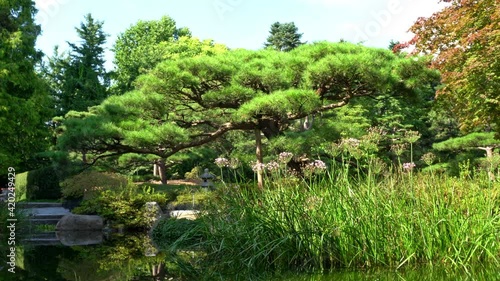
[
  {"left": 264, "top": 22, "right": 305, "bottom": 52},
  {"left": 46, "top": 13, "right": 109, "bottom": 116}
]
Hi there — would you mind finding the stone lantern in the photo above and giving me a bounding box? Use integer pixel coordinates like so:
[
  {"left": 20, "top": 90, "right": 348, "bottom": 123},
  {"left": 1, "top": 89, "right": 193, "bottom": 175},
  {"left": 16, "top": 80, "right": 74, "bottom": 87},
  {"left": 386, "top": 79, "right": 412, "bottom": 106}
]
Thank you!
[{"left": 200, "top": 168, "right": 215, "bottom": 188}]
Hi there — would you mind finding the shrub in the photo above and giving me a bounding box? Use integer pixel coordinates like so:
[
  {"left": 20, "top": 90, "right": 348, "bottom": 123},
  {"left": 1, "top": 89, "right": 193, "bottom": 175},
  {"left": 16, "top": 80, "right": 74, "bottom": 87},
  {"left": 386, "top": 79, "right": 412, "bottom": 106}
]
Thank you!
[
  {"left": 15, "top": 167, "right": 61, "bottom": 201},
  {"left": 73, "top": 184, "right": 169, "bottom": 230},
  {"left": 168, "top": 188, "right": 211, "bottom": 210},
  {"left": 184, "top": 166, "right": 203, "bottom": 180},
  {"left": 60, "top": 170, "right": 129, "bottom": 199},
  {"left": 15, "top": 172, "right": 28, "bottom": 201},
  {"left": 130, "top": 174, "right": 161, "bottom": 183}
]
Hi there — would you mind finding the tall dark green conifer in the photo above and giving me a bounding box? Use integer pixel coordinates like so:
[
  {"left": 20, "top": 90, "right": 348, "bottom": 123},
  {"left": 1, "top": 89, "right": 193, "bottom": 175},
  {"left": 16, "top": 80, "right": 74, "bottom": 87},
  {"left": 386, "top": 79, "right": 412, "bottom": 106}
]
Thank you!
[
  {"left": 264, "top": 22, "right": 305, "bottom": 52},
  {"left": 0, "top": 0, "right": 52, "bottom": 171},
  {"left": 46, "top": 13, "right": 109, "bottom": 116}
]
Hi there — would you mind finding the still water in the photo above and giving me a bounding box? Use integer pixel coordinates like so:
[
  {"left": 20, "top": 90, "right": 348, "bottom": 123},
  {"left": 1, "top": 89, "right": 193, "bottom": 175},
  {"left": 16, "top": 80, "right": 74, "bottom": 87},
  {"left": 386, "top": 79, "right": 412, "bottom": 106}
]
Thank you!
[{"left": 0, "top": 233, "right": 498, "bottom": 281}]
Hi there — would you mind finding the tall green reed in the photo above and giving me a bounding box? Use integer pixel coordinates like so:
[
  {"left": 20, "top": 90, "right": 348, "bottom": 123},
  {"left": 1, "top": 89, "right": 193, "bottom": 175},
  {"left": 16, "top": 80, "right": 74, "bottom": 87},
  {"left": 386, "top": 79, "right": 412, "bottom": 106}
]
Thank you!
[{"left": 191, "top": 158, "right": 499, "bottom": 275}]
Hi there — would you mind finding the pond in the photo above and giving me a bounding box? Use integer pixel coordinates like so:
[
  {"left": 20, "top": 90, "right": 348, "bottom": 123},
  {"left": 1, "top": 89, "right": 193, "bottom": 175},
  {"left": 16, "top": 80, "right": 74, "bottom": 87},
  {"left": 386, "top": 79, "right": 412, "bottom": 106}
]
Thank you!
[
  {"left": 0, "top": 233, "right": 498, "bottom": 281},
  {"left": 274, "top": 265, "right": 499, "bottom": 281}
]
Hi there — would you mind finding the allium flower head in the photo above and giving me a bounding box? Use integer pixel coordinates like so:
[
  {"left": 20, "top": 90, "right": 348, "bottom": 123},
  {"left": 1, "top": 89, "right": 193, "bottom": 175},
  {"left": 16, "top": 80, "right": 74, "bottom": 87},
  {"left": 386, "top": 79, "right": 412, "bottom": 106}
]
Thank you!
[
  {"left": 214, "top": 157, "right": 229, "bottom": 168},
  {"left": 364, "top": 127, "right": 386, "bottom": 143},
  {"left": 278, "top": 152, "right": 293, "bottom": 163},
  {"left": 339, "top": 138, "right": 361, "bottom": 154},
  {"left": 402, "top": 162, "right": 416, "bottom": 171},
  {"left": 251, "top": 162, "right": 266, "bottom": 172},
  {"left": 342, "top": 138, "right": 360, "bottom": 148},
  {"left": 228, "top": 158, "right": 241, "bottom": 169},
  {"left": 404, "top": 130, "right": 421, "bottom": 144},
  {"left": 266, "top": 161, "right": 280, "bottom": 172},
  {"left": 311, "top": 160, "right": 327, "bottom": 170},
  {"left": 304, "top": 160, "right": 327, "bottom": 176},
  {"left": 390, "top": 143, "right": 407, "bottom": 156},
  {"left": 420, "top": 152, "right": 436, "bottom": 166}
]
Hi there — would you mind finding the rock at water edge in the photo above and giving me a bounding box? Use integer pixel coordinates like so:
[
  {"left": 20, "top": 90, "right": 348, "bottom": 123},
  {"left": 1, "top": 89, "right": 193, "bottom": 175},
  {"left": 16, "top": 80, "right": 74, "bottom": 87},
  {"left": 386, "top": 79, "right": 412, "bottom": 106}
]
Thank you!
[{"left": 56, "top": 214, "right": 104, "bottom": 231}]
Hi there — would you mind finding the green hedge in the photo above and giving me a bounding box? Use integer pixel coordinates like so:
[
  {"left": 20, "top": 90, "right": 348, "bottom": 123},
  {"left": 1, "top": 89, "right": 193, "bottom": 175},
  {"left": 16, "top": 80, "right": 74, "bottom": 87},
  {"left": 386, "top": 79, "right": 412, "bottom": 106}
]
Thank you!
[{"left": 15, "top": 167, "right": 61, "bottom": 201}]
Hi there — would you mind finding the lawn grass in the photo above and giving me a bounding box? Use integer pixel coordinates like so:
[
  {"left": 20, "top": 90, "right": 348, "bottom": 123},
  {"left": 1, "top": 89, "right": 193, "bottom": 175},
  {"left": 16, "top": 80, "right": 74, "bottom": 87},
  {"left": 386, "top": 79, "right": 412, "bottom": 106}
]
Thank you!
[{"left": 138, "top": 182, "right": 210, "bottom": 210}]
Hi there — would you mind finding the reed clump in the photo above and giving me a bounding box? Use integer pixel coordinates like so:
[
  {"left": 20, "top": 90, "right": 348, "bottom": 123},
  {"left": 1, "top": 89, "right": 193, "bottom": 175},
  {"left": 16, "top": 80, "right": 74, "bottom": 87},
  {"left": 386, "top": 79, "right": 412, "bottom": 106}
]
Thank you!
[{"left": 193, "top": 164, "right": 499, "bottom": 275}]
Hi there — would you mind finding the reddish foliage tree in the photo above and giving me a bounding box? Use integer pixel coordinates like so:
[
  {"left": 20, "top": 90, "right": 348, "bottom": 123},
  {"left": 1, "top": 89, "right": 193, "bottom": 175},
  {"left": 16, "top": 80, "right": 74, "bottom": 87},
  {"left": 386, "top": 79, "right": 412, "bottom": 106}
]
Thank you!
[{"left": 400, "top": 0, "right": 500, "bottom": 134}]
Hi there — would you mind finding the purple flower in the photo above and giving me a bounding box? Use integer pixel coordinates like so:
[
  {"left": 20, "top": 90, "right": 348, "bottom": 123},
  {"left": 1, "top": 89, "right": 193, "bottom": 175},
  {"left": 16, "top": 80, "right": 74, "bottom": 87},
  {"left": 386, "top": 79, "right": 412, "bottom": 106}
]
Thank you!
[
  {"left": 304, "top": 160, "right": 327, "bottom": 175},
  {"left": 312, "top": 160, "right": 327, "bottom": 170},
  {"left": 215, "top": 157, "right": 230, "bottom": 168},
  {"left": 266, "top": 161, "right": 280, "bottom": 172},
  {"left": 251, "top": 162, "right": 266, "bottom": 172},
  {"left": 278, "top": 152, "right": 293, "bottom": 163},
  {"left": 402, "top": 162, "right": 416, "bottom": 171}
]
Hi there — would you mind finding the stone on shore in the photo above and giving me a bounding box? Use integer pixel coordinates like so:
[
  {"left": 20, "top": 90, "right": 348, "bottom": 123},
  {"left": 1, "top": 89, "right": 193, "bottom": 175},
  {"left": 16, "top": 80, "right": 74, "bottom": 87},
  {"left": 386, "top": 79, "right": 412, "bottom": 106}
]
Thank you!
[
  {"left": 56, "top": 230, "right": 103, "bottom": 246},
  {"left": 56, "top": 214, "right": 104, "bottom": 231}
]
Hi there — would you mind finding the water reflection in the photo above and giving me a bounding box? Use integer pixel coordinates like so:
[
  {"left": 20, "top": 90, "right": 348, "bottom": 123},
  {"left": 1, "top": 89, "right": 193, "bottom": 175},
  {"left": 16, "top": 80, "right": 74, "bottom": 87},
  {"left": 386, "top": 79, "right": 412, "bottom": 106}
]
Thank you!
[
  {"left": 1, "top": 234, "right": 499, "bottom": 281},
  {"left": 275, "top": 265, "right": 500, "bottom": 281},
  {"left": 0, "top": 233, "right": 173, "bottom": 281}
]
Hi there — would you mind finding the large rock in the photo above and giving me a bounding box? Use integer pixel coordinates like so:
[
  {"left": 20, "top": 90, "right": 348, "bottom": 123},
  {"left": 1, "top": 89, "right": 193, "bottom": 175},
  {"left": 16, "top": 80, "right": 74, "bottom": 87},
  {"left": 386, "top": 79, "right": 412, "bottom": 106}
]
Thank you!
[
  {"left": 56, "top": 214, "right": 104, "bottom": 231},
  {"left": 56, "top": 230, "right": 103, "bottom": 246}
]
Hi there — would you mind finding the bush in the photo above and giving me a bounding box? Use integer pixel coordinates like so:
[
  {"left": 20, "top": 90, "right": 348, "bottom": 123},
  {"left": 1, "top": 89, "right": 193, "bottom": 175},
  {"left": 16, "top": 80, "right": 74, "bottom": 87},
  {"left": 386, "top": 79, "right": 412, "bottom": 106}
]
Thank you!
[
  {"left": 15, "top": 172, "right": 28, "bottom": 201},
  {"left": 73, "top": 184, "right": 169, "bottom": 230},
  {"left": 168, "top": 188, "right": 211, "bottom": 210},
  {"left": 184, "top": 166, "right": 203, "bottom": 180},
  {"left": 15, "top": 167, "right": 61, "bottom": 201},
  {"left": 130, "top": 174, "right": 161, "bottom": 183},
  {"left": 60, "top": 170, "right": 129, "bottom": 199}
]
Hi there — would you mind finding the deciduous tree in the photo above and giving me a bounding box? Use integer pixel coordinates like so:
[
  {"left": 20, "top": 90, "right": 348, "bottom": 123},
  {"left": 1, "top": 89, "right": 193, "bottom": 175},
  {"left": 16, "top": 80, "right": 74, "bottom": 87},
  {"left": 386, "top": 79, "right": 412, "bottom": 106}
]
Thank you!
[
  {"left": 112, "top": 16, "right": 226, "bottom": 94},
  {"left": 402, "top": 0, "right": 500, "bottom": 134}
]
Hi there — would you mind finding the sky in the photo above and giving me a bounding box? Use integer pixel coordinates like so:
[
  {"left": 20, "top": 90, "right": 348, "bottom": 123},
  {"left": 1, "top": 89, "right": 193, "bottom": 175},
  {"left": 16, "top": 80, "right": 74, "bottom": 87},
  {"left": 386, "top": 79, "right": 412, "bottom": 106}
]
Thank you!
[{"left": 34, "top": 0, "right": 449, "bottom": 70}]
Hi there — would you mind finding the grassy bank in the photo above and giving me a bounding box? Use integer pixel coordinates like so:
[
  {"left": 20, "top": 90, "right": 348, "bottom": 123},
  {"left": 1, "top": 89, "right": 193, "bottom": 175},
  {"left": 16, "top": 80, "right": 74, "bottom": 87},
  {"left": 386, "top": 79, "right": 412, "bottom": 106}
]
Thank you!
[{"left": 163, "top": 165, "right": 500, "bottom": 276}]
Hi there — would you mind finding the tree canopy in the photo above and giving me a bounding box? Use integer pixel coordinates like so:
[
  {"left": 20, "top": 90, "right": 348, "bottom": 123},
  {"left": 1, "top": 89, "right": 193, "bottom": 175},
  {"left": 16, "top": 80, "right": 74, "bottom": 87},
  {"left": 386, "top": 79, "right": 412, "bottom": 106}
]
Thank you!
[
  {"left": 44, "top": 13, "right": 109, "bottom": 116},
  {"left": 57, "top": 42, "right": 439, "bottom": 178},
  {"left": 264, "top": 22, "right": 305, "bottom": 52},
  {"left": 403, "top": 0, "right": 500, "bottom": 135},
  {"left": 112, "top": 16, "right": 227, "bottom": 94},
  {"left": 0, "top": 0, "right": 52, "bottom": 171},
  {"left": 433, "top": 132, "right": 498, "bottom": 155}
]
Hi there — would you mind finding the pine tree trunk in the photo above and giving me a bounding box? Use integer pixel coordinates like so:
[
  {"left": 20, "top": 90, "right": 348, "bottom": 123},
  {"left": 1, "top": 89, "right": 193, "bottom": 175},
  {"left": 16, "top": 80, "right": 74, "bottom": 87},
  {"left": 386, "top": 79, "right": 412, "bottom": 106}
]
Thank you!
[
  {"left": 157, "top": 159, "right": 168, "bottom": 185},
  {"left": 255, "top": 129, "right": 264, "bottom": 189},
  {"left": 82, "top": 150, "right": 87, "bottom": 164},
  {"left": 153, "top": 164, "right": 159, "bottom": 177},
  {"left": 479, "top": 146, "right": 495, "bottom": 181}
]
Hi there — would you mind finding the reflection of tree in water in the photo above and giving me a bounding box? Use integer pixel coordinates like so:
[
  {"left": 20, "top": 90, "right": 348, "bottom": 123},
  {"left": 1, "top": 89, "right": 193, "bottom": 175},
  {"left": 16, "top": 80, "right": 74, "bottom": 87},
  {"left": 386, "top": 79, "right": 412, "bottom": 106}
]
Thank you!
[
  {"left": 0, "top": 245, "right": 77, "bottom": 281},
  {"left": 0, "top": 231, "right": 195, "bottom": 280},
  {"left": 0, "top": 203, "right": 194, "bottom": 280},
  {"left": 57, "top": 233, "right": 171, "bottom": 281},
  {"left": 130, "top": 263, "right": 166, "bottom": 281}
]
